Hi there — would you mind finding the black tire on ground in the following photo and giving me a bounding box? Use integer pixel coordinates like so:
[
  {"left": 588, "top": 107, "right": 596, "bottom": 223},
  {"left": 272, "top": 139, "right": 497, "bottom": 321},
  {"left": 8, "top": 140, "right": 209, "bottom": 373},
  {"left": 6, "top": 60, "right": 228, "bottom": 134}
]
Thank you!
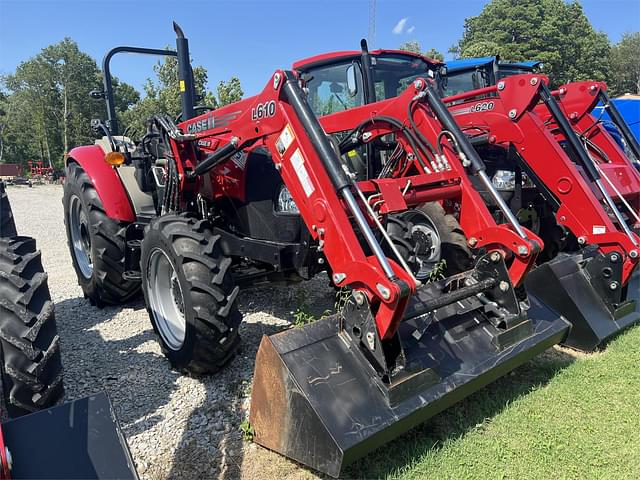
[
  {"left": 0, "top": 182, "right": 17, "bottom": 238},
  {"left": 140, "top": 214, "right": 241, "bottom": 375},
  {"left": 63, "top": 162, "right": 140, "bottom": 306},
  {"left": 0, "top": 236, "right": 64, "bottom": 417},
  {"left": 386, "top": 203, "right": 471, "bottom": 280}
]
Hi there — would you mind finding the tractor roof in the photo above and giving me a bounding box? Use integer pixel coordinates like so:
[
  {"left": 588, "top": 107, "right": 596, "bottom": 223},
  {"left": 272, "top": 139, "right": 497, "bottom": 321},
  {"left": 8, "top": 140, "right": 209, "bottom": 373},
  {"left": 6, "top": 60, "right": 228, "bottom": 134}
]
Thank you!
[
  {"left": 446, "top": 57, "right": 541, "bottom": 73},
  {"left": 293, "top": 49, "right": 443, "bottom": 71}
]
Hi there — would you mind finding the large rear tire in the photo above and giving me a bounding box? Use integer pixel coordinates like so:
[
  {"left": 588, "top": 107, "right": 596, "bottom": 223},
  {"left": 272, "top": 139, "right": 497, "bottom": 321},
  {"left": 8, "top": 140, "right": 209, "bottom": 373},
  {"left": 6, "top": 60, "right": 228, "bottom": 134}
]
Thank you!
[
  {"left": 63, "top": 162, "right": 140, "bottom": 306},
  {"left": 0, "top": 182, "right": 17, "bottom": 238},
  {"left": 140, "top": 214, "right": 241, "bottom": 374},
  {"left": 0, "top": 236, "right": 64, "bottom": 417}
]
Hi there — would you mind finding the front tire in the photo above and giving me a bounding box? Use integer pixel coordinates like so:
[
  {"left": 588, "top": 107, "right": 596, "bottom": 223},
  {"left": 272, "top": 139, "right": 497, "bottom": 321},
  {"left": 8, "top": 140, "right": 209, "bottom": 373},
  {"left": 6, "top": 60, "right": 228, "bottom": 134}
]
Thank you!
[
  {"left": 63, "top": 162, "right": 140, "bottom": 306},
  {"left": 141, "top": 214, "right": 241, "bottom": 374},
  {"left": 0, "top": 236, "right": 64, "bottom": 417}
]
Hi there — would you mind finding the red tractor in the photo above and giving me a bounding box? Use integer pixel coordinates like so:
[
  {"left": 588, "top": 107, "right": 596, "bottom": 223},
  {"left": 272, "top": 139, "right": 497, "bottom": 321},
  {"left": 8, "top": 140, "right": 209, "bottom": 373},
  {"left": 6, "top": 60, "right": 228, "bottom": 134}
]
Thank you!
[
  {"left": 63, "top": 24, "right": 571, "bottom": 476},
  {"left": 292, "top": 47, "right": 640, "bottom": 352}
]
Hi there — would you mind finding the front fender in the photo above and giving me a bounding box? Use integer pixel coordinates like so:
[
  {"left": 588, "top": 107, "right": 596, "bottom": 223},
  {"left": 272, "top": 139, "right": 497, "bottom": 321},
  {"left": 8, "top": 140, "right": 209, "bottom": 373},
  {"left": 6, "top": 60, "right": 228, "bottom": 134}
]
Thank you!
[{"left": 66, "top": 145, "right": 135, "bottom": 222}]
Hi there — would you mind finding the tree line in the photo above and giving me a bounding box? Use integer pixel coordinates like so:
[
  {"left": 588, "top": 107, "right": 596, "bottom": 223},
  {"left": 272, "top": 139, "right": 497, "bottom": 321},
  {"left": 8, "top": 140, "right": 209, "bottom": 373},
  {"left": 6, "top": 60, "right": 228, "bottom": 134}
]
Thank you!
[
  {"left": 401, "top": 0, "right": 639, "bottom": 97},
  {"left": 1, "top": 0, "right": 638, "bottom": 171},
  {"left": 0, "top": 41, "right": 242, "bottom": 170}
]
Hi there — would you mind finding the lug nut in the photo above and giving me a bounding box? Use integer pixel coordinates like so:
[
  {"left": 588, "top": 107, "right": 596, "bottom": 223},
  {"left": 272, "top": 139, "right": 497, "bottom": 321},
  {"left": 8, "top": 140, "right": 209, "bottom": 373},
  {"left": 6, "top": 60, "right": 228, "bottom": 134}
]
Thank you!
[
  {"left": 508, "top": 109, "right": 517, "bottom": 119},
  {"left": 499, "top": 281, "right": 510, "bottom": 292},
  {"left": 610, "top": 253, "right": 619, "bottom": 263},
  {"left": 353, "top": 291, "right": 365, "bottom": 306},
  {"left": 414, "top": 79, "right": 423, "bottom": 89},
  {"left": 468, "top": 237, "right": 478, "bottom": 247},
  {"left": 497, "top": 81, "right": 505, "bottom": 91},
  {"left": 517, "top": 246, "right": 529, "bottom": 256},
  {"left": 630, "top": 250, "right": 639, "bottom": 259},
  {"left": 490, "top": 252, "right": 501, "bottom": 263},
  {"left": 609, "top": 281, "right": 619, "bottom": 290},
  {"left": 578, "top": 236, "right": 586, "bottom": 245},
  {"left": 530, "top": 77, "right": 538, "bottom": 86}
]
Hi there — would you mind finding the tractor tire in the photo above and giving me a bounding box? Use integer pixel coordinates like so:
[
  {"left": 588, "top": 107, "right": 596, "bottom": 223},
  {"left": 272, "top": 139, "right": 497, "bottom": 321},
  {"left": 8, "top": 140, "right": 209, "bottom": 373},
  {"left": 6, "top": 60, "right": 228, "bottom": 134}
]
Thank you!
[
  {"left": 386, "top": 203, "right": 471, "bottom": 280},
  {"left": 413, "top": 202, "right": 472, "bottom": 275},
  {"left": 140, "top": 214, "right": 241, "bottom": 375},
  {"left": 63, "top": 162, "right": 140, "bottom": 306},
  {"left": 0, "top": 236, "right": 64, "bottom": 418},
  {"left": 0, "top": 182, "right": 17, "bottom": 238}
]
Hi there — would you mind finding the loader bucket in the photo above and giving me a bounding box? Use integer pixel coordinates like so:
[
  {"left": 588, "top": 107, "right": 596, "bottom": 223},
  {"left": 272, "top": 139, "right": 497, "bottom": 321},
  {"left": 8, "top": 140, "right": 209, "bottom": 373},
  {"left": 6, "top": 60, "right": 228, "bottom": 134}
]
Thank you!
[
  {"left": 1, "top": 392, "right": 138, "bottom": 479},
  {"left": 250, "top": 255, "right": 570, "bottom": 477},
  {"left": 526, "top": 250, "right": 640, "bottom": 351}
]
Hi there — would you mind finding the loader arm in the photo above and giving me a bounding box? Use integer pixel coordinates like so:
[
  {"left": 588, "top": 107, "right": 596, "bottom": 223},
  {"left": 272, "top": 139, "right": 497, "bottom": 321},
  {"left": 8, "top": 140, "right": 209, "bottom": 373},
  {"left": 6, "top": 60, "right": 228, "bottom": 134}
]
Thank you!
[
  {"left": 445, "top": 74, "right": 640, "bottom": 285},
  {"left": 537, "top": 81, "right": 640, "bottom": 214},
  {"left": 317, "top": 82, "right": 544, "bottom": 285},
  {"left": 178, "top": 70, "right": 416, "bottom": 340}
]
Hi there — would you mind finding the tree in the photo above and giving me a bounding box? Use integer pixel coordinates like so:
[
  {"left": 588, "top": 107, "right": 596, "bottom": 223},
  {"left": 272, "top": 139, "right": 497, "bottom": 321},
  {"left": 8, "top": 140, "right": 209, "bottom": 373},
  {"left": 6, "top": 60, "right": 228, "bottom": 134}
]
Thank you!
[
  {"left": 453, "top": 0, "right": 611, "bottom": 87},
  {"left": 1, "top": 39, "right": 138, "bottom": 169},
  {"left": 608, "top": 32, "right": 640, "bottom": 96},
  {"left": 122, "top": 54, "right": 243, "bottom": 135},
  {"left": 399, "top": 41, "right": 444, "bottom": 62}
]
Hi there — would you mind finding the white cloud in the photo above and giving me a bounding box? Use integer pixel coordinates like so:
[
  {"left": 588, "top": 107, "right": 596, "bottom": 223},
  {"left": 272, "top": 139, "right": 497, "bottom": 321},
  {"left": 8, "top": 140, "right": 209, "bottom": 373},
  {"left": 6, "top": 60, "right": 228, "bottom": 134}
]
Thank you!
[
  {"left": 392, "top": 17, "right": 409, "bottom": 35},
  {"left": 407, "top": 26, "right": 415, "bottom": 34}
]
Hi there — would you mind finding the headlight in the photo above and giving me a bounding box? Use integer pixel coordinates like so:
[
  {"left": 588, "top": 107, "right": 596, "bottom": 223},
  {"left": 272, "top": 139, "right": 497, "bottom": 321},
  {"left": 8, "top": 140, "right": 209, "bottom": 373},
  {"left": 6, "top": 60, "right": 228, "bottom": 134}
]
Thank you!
[
  {"left": 491, "top": 170, "right": 535, "bottom": 191},
  {"left": 275, "top": 185, "right": 299, "bottom": 214}
]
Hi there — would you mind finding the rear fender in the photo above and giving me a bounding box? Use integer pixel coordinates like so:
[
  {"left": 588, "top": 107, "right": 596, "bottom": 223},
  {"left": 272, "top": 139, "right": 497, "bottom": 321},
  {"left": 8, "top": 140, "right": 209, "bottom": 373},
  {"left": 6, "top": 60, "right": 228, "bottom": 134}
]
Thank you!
[{"left": 66, "top": 145, "right": 135, "bottom": 222}]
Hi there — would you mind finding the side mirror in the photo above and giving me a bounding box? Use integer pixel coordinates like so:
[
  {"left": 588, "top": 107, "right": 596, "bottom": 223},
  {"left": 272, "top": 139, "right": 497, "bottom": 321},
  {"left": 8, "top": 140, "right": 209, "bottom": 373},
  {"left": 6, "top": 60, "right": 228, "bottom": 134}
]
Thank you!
[
  {"left": 346, "top": 64, "right": 358, "bottom": 97},
  {"left": 90, "top": 90, "right": 106, "bottom": 100}
]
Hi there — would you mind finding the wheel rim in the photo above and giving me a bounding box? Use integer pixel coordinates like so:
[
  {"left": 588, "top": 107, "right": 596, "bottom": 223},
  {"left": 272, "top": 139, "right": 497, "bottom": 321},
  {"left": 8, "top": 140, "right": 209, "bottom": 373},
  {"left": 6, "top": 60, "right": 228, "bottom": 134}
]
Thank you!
[
  {"left": 147, "top": 248, "right": 186, "bottom": 350},
  {"left": 68, "top": 195, "right": 93, "bottom": 279},
  {"left": 407, "top": 212, "right": 442, "bottom": 280}
]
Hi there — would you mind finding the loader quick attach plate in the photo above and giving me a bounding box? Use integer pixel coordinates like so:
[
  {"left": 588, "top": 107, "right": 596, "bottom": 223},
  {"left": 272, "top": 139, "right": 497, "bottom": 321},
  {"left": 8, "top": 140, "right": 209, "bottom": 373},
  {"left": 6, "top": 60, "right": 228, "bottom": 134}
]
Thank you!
[
  {"left": 526, "top": 251, "right": 640, "bottom": 351},
  {"left": 250, "top": 288, "right": 570, "bottom": 477}
]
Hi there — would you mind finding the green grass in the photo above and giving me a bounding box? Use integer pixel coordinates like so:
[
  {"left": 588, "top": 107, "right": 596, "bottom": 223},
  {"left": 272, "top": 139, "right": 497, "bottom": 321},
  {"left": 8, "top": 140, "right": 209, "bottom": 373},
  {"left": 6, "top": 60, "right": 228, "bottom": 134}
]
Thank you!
[{"left": 347, "top": 325, "right": 640, "bottom": 480}]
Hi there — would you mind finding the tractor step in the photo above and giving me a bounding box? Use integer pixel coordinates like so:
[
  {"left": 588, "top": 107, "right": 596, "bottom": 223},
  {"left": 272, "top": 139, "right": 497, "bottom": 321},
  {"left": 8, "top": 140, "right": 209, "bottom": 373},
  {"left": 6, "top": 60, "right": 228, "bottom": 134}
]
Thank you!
[
  {"left": 526, "top": 251, "right": 640, "bottom": 351},
  {"left": 250, "top": 256, "right": 570, "bottom": 477}
]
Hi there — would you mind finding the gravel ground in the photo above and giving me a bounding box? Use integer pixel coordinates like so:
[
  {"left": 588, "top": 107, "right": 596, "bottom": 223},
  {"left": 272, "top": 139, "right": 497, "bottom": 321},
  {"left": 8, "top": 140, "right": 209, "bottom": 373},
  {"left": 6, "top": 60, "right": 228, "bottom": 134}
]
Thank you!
[{"left": 7, "top": 184, "right": 330, "bottom": 480}]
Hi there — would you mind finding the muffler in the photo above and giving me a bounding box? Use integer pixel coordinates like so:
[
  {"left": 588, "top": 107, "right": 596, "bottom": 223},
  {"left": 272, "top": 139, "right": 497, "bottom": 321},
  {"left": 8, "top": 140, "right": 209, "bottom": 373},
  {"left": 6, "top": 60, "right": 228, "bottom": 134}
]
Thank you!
[
  {"left": 250, "top": 254, "right": 570, "bottom": 477},
  {"left": 526, "top": 248, "right": 640, "bottom": 351}
]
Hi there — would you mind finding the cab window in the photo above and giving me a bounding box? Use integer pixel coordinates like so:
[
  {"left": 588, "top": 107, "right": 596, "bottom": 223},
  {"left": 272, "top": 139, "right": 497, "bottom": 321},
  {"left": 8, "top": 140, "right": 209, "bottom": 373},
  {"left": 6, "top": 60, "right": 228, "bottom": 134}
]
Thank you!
[{"left": 304, "top": 62, "right": 364, "bottom": 116}]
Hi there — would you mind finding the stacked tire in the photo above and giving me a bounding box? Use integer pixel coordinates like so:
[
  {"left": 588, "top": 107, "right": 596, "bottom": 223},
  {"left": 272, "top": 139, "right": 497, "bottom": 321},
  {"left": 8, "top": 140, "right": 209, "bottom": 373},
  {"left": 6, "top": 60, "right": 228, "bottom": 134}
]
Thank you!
[{"left": 0, "top": 182, "right": 64, "bottom": 418}]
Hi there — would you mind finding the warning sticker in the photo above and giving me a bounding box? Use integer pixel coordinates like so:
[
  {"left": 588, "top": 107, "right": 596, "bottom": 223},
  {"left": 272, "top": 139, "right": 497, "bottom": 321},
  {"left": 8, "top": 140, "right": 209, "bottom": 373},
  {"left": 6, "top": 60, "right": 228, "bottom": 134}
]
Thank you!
[
  {"left": 592, "top": 225, "right": 606, "bottom": 235},
  {"left": 276, "top": 124, "right": 295, "bottom": 156},
  {"left": 290, "top": 149, "right": 315, "bottom": 197}
]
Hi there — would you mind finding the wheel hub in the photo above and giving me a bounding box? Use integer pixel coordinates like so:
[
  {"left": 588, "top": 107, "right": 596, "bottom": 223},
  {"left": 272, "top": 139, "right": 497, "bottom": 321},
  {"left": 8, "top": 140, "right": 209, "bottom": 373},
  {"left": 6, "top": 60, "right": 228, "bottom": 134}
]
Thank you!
[
  {"left": 147, "top": 248, "right": 187, "bottom": 351},
  {"left": 68, "top": 195, "right": 93, "bottom": 279}
]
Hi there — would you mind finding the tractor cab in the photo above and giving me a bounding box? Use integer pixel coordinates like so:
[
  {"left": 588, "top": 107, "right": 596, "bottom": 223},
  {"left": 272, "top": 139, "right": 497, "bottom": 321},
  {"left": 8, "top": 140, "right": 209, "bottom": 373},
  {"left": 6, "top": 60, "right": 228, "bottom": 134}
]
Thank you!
[
  {"left": 294, "top": 41, "right": 446, "bottom": 117},
  {"left": 443, "top": 56, "right": 542, "bottom": 96}
]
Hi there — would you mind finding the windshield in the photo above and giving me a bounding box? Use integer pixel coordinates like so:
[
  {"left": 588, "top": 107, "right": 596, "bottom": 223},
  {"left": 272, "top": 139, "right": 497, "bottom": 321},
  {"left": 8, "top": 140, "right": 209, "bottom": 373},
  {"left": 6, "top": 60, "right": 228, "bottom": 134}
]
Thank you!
[
  {"left": 443, "top": 66, "right": 493, "bottom": 97},
  {"left": 371, "top": 54, "right": 435, "bottom": 101},
  {"left": 304, "top": 61, "right": 364, "bottom": 116},
  {"left": 497, "top": 67, "right": 534, "bottom": 80}
]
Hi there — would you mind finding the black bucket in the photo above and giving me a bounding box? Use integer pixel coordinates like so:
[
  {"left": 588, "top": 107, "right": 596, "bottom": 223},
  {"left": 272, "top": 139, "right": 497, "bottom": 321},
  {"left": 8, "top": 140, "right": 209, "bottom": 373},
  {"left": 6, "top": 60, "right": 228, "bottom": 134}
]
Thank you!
[
  {"left": 250, "top": 255, "right": 570, "bottom": 477},
  {"left": 526, "top": 250, "right": 640, "bottom": 351},
  {"left": 1, "top": 392, "right": 138, "bottom": 479}
]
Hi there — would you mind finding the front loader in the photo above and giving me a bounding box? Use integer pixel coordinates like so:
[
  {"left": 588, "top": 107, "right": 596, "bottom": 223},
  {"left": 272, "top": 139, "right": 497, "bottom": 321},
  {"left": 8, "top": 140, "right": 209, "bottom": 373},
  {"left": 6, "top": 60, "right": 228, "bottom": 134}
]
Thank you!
[
  {"left": 294, "top": 49, "right": 640, "bottom": 352},
  {"left": 441, "top": 62, "right": 640, "bottom": 351},
  {"left": 63, "top": 25, "right": 569, "bottom": 477}
]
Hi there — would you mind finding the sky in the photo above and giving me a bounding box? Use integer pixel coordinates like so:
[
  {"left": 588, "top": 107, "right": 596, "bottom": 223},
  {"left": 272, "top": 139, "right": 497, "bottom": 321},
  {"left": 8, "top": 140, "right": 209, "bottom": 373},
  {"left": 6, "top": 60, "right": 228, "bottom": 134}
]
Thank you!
[{"left": 0, "top": 0, "right": 639, "bottom": 98}]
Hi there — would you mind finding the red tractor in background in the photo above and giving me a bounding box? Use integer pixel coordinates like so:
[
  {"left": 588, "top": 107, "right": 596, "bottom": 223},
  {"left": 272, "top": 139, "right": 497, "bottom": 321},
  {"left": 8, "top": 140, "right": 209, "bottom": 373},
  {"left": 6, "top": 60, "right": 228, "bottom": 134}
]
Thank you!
[
  {"left": 62, "top": 24, "right": 570, "bottom": 476},
  {"left": 292, "top": 46, "right": 640, "bottom": 352}
]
